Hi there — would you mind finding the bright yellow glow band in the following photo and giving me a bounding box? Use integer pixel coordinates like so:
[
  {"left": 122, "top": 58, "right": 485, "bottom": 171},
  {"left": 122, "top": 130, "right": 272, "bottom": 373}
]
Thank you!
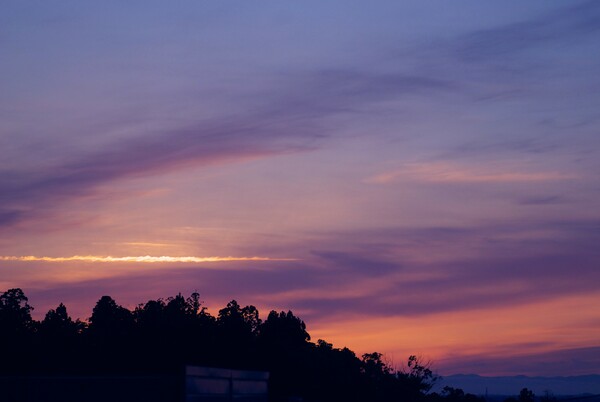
[{"left": 0, "top": 255, "right": 296, "bottom": 263}]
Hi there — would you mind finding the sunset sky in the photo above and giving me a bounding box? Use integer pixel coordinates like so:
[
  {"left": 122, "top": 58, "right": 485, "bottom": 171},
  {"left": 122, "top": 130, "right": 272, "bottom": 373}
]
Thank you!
[{"left": 1, "top": 1, "right": 599, "bottom": 377}]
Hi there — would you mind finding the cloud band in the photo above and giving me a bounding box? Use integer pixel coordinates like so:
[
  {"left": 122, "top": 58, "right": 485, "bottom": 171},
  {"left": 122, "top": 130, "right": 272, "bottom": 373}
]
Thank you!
[{"left": 0, "top": 255, "right": 296, "bottom": 263}]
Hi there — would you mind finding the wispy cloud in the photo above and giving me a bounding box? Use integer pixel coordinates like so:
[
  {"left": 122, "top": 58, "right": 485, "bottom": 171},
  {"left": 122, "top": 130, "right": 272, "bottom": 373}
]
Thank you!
[
  {"left": 456, "top": 1, "right": 600, "bottom": 63},
  {"left": 0, "top": 63, "right": 455, "bottom": 231},
  {"left": 121, "top": 242, "right": 173, "bottom": 248},
  {"left": 0, "top": 117, "right": 311, "bottom": 229},
  {"left": 0, "top": 255, "right": 297, "bottom": 263},
  {"left": 0, "top": 209, "right": 23, "bottom": 226},
  {"left": 368, "top": 163, "right": 575, "bottom": 184}
]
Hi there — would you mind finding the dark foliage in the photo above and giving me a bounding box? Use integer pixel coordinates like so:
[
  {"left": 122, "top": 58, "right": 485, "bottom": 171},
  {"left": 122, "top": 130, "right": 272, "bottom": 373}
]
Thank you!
[
  {"left": 504, "top": 388, "right": 536, "bottom": 402},
  {"left": 0, "top": 288, "right": 478, "bottom": 402},
  {"left": 429, "top": 386, "right": 486, "bottom": 402}
]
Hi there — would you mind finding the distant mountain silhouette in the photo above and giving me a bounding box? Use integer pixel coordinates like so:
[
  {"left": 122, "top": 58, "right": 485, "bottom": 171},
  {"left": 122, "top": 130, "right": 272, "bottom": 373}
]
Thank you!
[{"left": 438, "top": 374, "right": 600, "bottom": 396}]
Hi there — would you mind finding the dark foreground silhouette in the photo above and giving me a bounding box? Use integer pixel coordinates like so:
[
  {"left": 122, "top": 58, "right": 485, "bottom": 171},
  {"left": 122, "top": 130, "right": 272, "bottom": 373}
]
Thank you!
[{"left": 0, "top": 288, "right": 486, "bottom": 402}]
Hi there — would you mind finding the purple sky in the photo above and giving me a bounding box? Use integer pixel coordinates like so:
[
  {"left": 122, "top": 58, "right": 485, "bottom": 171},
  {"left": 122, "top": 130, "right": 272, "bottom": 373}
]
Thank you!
[{"left": 1, "top": 1, "right": 599, "bottom": 376}]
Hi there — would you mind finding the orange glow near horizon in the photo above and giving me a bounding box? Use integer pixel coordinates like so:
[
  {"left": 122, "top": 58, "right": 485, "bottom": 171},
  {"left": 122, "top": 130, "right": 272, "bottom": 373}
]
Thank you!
[{"left": 308, "top": 291, "right": 600, "bottom": 375}]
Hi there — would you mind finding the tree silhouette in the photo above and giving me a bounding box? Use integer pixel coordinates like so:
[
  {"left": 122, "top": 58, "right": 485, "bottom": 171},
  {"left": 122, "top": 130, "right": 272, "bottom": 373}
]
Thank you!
[
  {"left": 215, "top": 300, "right": 261, "bottom": 367},
  {"left": 88, "top": 295, "right": 134, "bottom": 373},
  {"left": 257, "top": 310, "right": 312, "bottom": 401},
  {"left": 41, "top": 303, "right": 83, "bottom": 335},
  {"left": 401, "top": 354, "right": 439, "bottom": 395},
  {"left": 134, "top": 298, "right": 166, "bottom": 331},
  {"left": 362, "top": 352, "right": 392, "bottom": 377},
  {"left": 0, "top": 287, "right": 463, "bottom": 402},
  {"left": 186, "top": 291, "right": 204, "bottom": 316},
  {"left": 0, "top": 288, "right": 36, "bottom": 374},
  {"left": 307, "top": 340, "right": 364, "bottom": 402},
  {"left": 519, "top": 388, "right": 535, "bottom": 402},
  {"left": 36, "top": 303, "right": 84, "bottom": 372},
  {"left": 89, "top": 295, "right": 133, "bottom": 334},
  {"left": 433, "top": 386, "right": 485, "bottom": 402},
  {"left": 259, "top": 310, "right": 309, "bottom": 349},
  {"left": 0, "top": 288, "right": 34, "bottom": 335}
]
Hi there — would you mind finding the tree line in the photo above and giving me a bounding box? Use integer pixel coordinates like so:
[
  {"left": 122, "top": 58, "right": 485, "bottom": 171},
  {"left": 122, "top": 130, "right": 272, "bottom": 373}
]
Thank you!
[{"left": 0, "top": 287, "right": 486, "bottom": 402}]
